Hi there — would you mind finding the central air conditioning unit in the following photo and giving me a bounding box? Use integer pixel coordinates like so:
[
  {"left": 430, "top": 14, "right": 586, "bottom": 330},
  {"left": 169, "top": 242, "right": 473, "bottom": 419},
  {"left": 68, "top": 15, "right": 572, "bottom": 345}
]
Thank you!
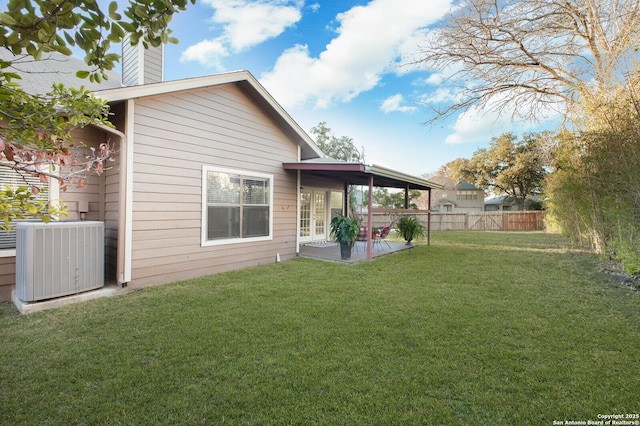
[{"left": 15, "top": 221, "right": 105, "bottom": 302}]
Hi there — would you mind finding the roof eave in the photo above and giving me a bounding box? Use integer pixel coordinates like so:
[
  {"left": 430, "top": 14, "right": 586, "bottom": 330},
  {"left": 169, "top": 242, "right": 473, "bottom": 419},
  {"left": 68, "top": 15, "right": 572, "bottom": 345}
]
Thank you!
[
  {"left": 368, "top": 164, "right": 444, "bottom": 190},
  {"left": 93, "top": 70, "right": 252, "bottom": 102}
]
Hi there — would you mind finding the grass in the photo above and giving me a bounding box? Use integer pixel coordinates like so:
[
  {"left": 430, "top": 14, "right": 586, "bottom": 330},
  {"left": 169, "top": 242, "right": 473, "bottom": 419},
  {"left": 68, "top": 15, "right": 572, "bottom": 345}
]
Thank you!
[{"left": 1, "top": 231, "right": 638, "bottom": 425}]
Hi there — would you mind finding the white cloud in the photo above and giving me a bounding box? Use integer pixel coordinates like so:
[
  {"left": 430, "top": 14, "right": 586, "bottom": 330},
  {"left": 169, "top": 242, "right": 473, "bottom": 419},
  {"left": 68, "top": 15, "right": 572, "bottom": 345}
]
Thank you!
[
  {"left": 380, "top": 94, "right": 417, "bottom": 114},
  {"left": 180, "top": 0, "right": 303, "bottom": 66},
  {"left": 444, "top": 90, "right": 564, "bottom": 144},
  {"left": 444, "top": 106, "right": 557, "bottom": 145},
  {"left": 445, "top": 107, "right": 510, "bottom": 144},
  {"left": 420, "top": 87, "right": 459, "bottom": 104},
  {"left": 425, "top": 73, "right": 444, "bottom": 85},
  {"left": 180, "top": 39, "right": 229, "bottom": 70},
  {"left": 260, "top": 0, "right": 452, "bottom": 109},
  {"left": 391, "top": 27, "right": 432, "bottom": 75}
]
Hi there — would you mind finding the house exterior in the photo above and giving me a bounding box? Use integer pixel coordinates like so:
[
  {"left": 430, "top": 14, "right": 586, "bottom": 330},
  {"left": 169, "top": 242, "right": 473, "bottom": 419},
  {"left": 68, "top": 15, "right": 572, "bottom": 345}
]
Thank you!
[
  {"left": 484, "top": 195, "right": 518, "bottom": 211},
  {"left": 484, "top": 195, "right": 542, "bottom": 211},
  {"left": 416, "top": 176, "right": 484, "bottom": 213},
  {"left": 0, "top": 45, "right": 441, "bottom": 302}
]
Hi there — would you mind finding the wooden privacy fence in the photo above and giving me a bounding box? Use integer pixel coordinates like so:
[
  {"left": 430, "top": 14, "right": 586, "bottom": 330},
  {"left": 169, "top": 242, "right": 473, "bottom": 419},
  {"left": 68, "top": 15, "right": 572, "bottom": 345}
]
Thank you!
[{"left": 363, "top": 210, "right": 546, "bottom": 232}]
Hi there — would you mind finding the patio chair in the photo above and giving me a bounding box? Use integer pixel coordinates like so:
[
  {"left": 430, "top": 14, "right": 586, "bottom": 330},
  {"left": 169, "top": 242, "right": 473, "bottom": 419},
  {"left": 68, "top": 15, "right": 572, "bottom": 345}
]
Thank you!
[
  {"left": 354, "top": 227, "right": 369, "bottom": 253},
  {"left": 374, "top": 225, "right": 391, "bottom": 250}
]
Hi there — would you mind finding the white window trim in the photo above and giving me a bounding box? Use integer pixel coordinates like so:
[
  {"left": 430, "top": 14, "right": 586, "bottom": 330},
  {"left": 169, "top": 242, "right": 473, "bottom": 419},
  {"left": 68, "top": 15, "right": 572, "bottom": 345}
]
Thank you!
[{"left": 201, "top": 165, "right": 274, "bottom": 247}]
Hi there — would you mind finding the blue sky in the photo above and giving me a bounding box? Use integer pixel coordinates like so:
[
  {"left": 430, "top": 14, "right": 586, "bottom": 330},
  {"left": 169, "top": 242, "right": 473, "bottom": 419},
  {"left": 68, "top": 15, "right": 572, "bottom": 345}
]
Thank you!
[
  {"left": 164, "top": 0, "right": 473, "bottom": 176},
  {"left": 18, "top": 0, "right": 552, "bottom": 177}
]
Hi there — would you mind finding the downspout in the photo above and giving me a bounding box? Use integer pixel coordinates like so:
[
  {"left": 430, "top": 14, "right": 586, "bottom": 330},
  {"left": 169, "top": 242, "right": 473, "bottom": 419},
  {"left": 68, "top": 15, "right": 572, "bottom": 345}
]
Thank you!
[
  {"left": 119, "top": 99, "right": 135, "bottom": 285},
  {"left": 343, "top": 181, "right": 349, "bottom": 215},
  {"left": 404, "top": 184, "right": 409, "bottom": 209}
]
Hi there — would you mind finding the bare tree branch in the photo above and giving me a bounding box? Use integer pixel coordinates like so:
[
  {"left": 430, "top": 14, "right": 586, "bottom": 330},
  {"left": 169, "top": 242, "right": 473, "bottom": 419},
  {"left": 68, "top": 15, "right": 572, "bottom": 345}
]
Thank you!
[{"left": 416, "top": 0, "right": 640, "bottom": 124}]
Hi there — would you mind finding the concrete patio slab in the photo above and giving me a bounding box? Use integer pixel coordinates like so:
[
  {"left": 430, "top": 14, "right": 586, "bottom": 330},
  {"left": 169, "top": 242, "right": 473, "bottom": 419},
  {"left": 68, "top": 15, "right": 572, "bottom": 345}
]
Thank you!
[{"left": 297, "top": 240, "right": 414, "bottom": 263}]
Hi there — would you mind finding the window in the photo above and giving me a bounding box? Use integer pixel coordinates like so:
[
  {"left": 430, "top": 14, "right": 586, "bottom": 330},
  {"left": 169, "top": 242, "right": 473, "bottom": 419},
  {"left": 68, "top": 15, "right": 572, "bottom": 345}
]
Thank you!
[
  {"left": 330, "top": 191, "right": 343, "bottom": 219},
  {"left": 0, "top": 168, "right": 57, "bottom": 252},
  {"left": 202, "top": 167, "right": 273, "bottom": 245},
  {"left": 456, "top": 190, "right": 478, "bottom": 200}
]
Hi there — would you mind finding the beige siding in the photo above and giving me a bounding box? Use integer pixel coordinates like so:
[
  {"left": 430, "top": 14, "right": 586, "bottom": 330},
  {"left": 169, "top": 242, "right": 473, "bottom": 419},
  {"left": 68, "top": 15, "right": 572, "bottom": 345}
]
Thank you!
[
  {"left": 127, "top": 83, "right": 299, "bottom": 289},
  {"left": 0, "top": 256, "right": 15, "bottom": 301}
]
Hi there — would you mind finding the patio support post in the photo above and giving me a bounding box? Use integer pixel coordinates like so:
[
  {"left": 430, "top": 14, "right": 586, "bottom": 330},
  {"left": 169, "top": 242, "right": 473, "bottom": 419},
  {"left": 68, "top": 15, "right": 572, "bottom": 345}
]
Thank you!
[
  {"left": 367, "top": 175, "right": 374, "bottom": 262},
  {"left": 428, "top": 188, "right": 432, "bottom": 246},
  {"left": 404, "top": 184, "right": 409, "bottom": 209},
  {"left": 343, "top": 182, "right": 349, "bottom": 215}
]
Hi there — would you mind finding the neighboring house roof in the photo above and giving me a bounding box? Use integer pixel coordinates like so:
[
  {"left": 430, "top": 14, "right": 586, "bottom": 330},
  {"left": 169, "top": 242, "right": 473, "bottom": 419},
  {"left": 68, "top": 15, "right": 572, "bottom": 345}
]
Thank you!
[
  {"left": 94, "top": 70, "right": 324, "bottom": 161},
  {"left": 424, "top": 176, "right": 479, "bottom": 191},
  {"left": 0, "top": 49, "right": 121, "bottom": 94},
  {"left": 485, "top": 195, "right": 516, "bottom": 205},
  {"left": 456, "top": 182, "right": 480, "bottom": 190}
]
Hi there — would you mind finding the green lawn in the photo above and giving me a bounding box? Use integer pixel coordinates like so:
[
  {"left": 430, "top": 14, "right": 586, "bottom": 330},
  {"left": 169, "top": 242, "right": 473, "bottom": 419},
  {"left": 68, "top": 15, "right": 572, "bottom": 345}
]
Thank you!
[{"left": 1, "top": 232, "right": 638, "bottom": 425}]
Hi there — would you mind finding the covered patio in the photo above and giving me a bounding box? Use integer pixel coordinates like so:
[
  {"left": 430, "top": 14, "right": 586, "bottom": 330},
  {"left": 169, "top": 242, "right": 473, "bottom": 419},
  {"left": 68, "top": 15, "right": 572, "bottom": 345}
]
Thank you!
[{"left": 284, "top": 160, "right": 444, "bottom": 262}]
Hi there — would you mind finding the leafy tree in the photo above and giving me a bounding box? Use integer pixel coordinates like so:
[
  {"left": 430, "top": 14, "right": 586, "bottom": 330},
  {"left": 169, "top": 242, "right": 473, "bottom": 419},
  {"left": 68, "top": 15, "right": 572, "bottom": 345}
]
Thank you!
[
  {"left": 436, "top": 158, "right": 471, "bottom": 184},
  {"left": 545, "top": 87, "right": 640, "bottom": 272},
  {"left": 0, "top": 0, "right": 194, "bottom": 81},
  {"left": 310, "top": 122, "right": 421, "bottom": 211},
  {"left": 0, "top": 0, "right": 194, "bottom": 228},
  {"left": 417, "top": 0, "right": 640, "bottom": 124},
  {"left": 0, "top": 81, "right": 114, "bottom": 228},
  {"left": 462, "top": 132, "right": 548, "bottom": 210},
  {"left": 309, "top": 121, "right": 364, "bottom": 162},
  {"left": 364, "top": 187, "right": 420, "bottom": 209},
  {"left": 310, "top": 121, "right": 365, "bottom": 215}
]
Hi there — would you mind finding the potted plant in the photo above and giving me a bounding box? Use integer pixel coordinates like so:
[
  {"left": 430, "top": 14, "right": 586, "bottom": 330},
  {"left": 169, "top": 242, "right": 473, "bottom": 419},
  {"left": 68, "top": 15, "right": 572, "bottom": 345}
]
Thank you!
[
  {"left": 395, "top": 215, "right": 426, "bottom": 245},
  {"left": 329, "top": 214, "right": 360, "bottom": 259}
]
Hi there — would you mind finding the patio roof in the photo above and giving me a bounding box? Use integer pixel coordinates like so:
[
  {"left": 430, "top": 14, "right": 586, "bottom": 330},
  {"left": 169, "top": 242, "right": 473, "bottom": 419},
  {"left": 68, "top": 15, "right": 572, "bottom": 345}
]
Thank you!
[{"left": 282, "top": 160, "right": 444, "bottom": 190}]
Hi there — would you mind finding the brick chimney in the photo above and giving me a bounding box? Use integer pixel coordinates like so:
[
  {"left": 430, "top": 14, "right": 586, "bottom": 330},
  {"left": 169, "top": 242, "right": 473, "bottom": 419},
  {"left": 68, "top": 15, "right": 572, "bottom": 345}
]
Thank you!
[{"left": 121, "top": 34, "right": 164, "bottom": 86}]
